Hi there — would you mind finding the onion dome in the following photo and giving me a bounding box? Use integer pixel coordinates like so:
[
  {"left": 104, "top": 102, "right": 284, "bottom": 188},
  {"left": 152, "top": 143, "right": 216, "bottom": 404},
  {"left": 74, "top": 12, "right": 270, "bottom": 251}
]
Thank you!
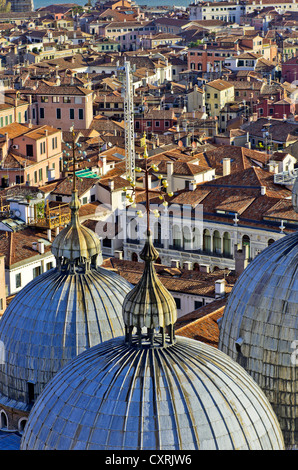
[
  {"left": 0, "top": 187, "right": 132, "bottom": 415},
  {"left": 123, "top": 230, "right": 177, "bottom": 347},
  {"left": 51, "top": 189, "right": 100, "bottom": 270},
  {"left": 20, "top": 233, "right": 284, "bottom": 451},
  {"left": 218, "top": 229, "right": 298, "bottom": 449}
]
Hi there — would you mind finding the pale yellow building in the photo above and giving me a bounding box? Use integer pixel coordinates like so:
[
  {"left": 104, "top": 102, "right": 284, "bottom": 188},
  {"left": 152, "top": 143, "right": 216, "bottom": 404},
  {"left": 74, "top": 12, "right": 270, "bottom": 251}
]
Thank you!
[{"left": 205, "top": 79, "right": 235, "bottom": 120}]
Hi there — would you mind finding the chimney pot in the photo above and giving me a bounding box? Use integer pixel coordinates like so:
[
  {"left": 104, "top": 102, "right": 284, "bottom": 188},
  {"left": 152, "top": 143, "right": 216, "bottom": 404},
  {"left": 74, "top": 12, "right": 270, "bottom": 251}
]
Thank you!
[
  {"left": 222, "top": 158, "right": 231, "bottom": 176},
  {"left": 215, "top": 279, "right": 226, "bottom": 298},
  {"left": 114, "top": 250, "right": 123, "bottom": 259},
  {"left": 171, "top": 259, "right": 180, "bottom": 268},
  {"left": 199, "top": 264, "right": 210, "bottom": 273}
]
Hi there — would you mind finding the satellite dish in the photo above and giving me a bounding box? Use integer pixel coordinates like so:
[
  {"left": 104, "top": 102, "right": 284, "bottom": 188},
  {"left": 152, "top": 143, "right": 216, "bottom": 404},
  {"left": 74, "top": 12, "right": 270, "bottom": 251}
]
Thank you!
[
  {"left": 178, "top": 140, "right": 183, "bottom": 147},
  {"left": 37, "top": 192, "right": 43, "bottom": 199}
]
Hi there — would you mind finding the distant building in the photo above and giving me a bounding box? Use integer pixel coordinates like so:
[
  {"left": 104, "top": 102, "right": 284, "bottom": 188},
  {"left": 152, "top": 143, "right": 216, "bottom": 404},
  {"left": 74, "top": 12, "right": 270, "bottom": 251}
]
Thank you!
[
  {"left": 204, "top": 78, "right": 235, "bottom": 119},
  {"left": 10, "top": 0, "right": 34, "bottom": 12}
]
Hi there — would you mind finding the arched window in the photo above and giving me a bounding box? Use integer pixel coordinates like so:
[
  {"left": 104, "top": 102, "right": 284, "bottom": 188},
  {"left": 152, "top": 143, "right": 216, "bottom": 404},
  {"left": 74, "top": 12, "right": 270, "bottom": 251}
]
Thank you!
[
  {"left": 192, "top": 227, "right": 200, "bottom": 250},
  {"left": 127, "top": 217, "right": 139, "bottom": 241},
  {"left": 183, "top": 226, "right": 192, "bottom": 250},
  {"left": 154, "top": 220, "right": 162, "bottom": 247},
  {"left": 0, "top": 410, "right": 8, "bottom": 429},
  {"left": 268, "top": 238, "right": 275, "bottom": 247},
  {"left": 172, "top": 225, "right": 182, "bottom": 249},
  {"left": 203, "top": 229, "right": 211, "bottom": 252},
  {"left": 242, "top": 235, "right": 250, "bottom": 258},
  {"left": 131, "top": 252, "right": 138, "bottom": 262},
  {"left": 193, "top": 262, "right": 200, "bottom": 271},
  {"left": 223, "top": 232, "right": 231, "bottom": 257},
  {"left": 18, "top": 418, "right": 27, "bottom": 434},
  {"left": 213, "top": 230, "right": 221, "bottom": 254}
]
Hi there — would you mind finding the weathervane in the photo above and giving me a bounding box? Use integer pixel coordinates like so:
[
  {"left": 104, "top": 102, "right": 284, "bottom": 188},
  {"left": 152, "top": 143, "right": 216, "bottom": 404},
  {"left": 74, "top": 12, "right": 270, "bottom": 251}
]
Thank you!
[
  {"left": 63, "top": 125, "right": 87, "bottom": 190},
  {"left": 122, "top": 132, "right": 178, "bottom": 348},
  {"left": 123, "top": 132, "right": 173, "bottom": 236}
]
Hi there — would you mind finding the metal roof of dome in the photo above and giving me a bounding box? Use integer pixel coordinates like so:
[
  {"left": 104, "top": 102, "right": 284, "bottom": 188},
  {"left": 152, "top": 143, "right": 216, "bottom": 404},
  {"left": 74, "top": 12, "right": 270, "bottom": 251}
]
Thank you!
[
  {"left": 20, "top": 233, "right": 285, "bottom": 451},
  {"left": 51, "top": 189, "right": 101, "bottom": 265},
  {"left": 0, "top": 265, "right": 132, "bottom": 411},
  {"left": 218, "top": 229, "right": 298, "bottom": 449},
  {"left": 123, "top": 231, "right": 177, "bottom": 347},
  {"left": 20, "top": 334, "right": 284, "bottom": 450}
]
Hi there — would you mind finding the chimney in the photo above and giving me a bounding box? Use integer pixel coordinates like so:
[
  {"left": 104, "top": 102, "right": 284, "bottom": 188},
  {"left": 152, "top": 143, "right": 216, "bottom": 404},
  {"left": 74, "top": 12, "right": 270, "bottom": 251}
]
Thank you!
[
  {"left": 261, "top": 186, "right": 266, "bottom": 195},
  {"left": 108, "top": 179, "right": 114, "bottom": 191},
  {"left": 101, "top": 155, "right": 107, "bottom": 175},
  {"left": 199, "top": 264, "right": 210, "bottom": 273},
  {"left": 114, "top": 250, "right": 123, "bottom": 259},
  {"left": 183, "top": 261, "right": 192, "bottom": 270},
  {"left": 222, "top": 158, "right": 231, "bottom": 176},
  {"left": 37, "top": 241, "right": 44, "bottom": 254},
  {"left": 245, "top": 132, "right": 251, "bottom": 149},
  {"left": 189, "top": 180, "right": 196, "bottom": 191},
  {"left": 215, "top": 279, "right": 226, "bottom": 298},
  {"left": 171, "top": 259, "right": 180, "bottom": 268},
  {"left": 234, "top": 243, "right": 249, "bottom": 276},
  {"left": 47, "top": 229, "right": 52, "bottom": 242},
  {"left": 167, "top": 161, "right": 174, "bottom": 193},
  {"left": 268, "top": 162, "right": 278, "bottom": 173}
]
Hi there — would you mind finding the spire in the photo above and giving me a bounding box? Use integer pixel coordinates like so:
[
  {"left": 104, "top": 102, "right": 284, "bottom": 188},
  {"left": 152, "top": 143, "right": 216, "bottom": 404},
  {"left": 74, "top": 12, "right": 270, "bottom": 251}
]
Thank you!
[
  {"left": 51, "top": 127, "right": 101, "bottom": 272},
  {"left": 122, "top": 135, "right": 177, "bottom": 348}
]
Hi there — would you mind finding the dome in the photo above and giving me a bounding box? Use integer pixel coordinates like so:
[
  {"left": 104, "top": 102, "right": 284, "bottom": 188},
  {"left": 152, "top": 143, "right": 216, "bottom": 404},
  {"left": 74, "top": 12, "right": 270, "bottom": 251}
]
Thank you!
[
  {"left": 123, "top": 231, "right": 177, "bottom": 346},
  {"left": 51, "top": 190, "right": 100, "bottom": 265},
  {"left": 20, "top": 335, "right": 284, "bottom": 451},
  {"left": 0, "top": 185, "right": 132, "bottom": 414},
  {"left": 218, "top": 230, "right": 298, "bottom": 449},
  {"left": 0, "top": 263, "right": 132, "bottom": 412},
  {"left": 20, "top": 232, "right": 284, "bottom": 451}
]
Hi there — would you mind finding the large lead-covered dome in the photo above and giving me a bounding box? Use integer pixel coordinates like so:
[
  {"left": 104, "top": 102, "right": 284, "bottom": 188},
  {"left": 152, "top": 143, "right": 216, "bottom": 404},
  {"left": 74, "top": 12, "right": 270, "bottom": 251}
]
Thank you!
[
  {"left": 0, "top": 265, "right": 131, "bottom": 410},
  {"left": 20, "top": 233, "right": 285, "bottom": 451},
  {"left": 20, "top": 334, "right": 284, "bottom": 451},
  {"left": 218, "top": 230, "right": 298, "bottom": 449},
  {"left": 51, "top": 188, "right": 100, "bottom": 264},
  {"left": 0, "top": 188, "right": 132, "bottom": 414}
]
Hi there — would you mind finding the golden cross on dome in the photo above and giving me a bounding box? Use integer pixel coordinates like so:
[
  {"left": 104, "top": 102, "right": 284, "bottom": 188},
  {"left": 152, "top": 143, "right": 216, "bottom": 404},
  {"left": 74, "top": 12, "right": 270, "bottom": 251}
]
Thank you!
[
  {"left": 64, "top": 125, "right": 86, "bottom": 193},
  {"left": 124, "top": 132, "right": 172, "bottom": 236}
]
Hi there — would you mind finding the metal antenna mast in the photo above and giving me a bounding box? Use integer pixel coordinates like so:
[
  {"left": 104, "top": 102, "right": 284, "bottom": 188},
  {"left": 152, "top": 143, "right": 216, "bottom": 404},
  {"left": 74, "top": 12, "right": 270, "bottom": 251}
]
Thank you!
[{"left": 124, "top": 60, "right": 135, "bottom": 184}]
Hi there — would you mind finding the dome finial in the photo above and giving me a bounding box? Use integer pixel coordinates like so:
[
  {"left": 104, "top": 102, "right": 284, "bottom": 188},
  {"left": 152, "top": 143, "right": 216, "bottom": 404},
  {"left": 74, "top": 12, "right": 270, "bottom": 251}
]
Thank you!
[{"left": 122, "top": 137, "right": 177, "bottom": 348}]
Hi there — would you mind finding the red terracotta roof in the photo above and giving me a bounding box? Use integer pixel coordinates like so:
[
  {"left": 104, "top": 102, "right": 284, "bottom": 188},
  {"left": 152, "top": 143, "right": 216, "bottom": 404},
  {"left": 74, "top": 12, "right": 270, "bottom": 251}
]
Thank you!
[
  {"left": 0, "top": 228, "right": 52, "bottom": 268},
  {"left": 175, "top": 298, "right": 228, "bottom": 347}
]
